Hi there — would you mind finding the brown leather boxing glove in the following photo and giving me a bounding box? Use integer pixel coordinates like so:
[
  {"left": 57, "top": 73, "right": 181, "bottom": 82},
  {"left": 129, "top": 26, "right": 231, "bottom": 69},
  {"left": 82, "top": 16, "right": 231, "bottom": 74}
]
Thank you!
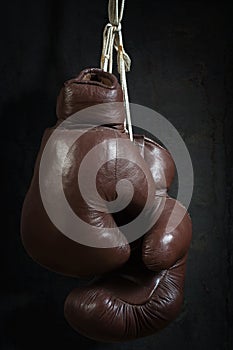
[
  {"left": 21, "top": 68, "right": 157, "bottom": 277},
  {"left": 64, "top": 136, "right": 192, "bottom": 342}
]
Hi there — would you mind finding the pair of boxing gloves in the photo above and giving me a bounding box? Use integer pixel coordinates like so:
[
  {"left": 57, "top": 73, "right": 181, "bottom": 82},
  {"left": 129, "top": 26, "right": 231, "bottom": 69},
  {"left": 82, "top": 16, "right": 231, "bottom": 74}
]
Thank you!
[{"left": 21, "top": 68, "right": 192, "bottom": 342}]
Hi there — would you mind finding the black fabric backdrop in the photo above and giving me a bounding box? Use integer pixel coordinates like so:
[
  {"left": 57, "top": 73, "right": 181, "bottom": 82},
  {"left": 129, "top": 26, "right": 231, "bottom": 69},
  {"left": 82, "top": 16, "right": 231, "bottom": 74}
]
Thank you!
[{"left": 1, "top": 1, "right": 233, "bottom": 349}]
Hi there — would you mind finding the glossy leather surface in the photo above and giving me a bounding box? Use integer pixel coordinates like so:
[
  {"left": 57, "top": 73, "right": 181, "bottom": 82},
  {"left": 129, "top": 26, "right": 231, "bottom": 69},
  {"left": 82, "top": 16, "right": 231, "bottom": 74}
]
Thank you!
[
  {"left": 21, "top": 68, "right": 156, "bottom": 277},
  {"left": 64, "top": 137, "right": 192, "bottom": 342},
  {"left": 21, "top": 68, "right": 192, "bottom": 342}
]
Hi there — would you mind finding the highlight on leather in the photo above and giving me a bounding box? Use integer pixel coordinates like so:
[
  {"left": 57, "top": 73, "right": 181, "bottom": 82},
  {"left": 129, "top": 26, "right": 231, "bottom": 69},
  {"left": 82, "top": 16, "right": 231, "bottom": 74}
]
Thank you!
[
  {"left": 21, "top": 68, "right": 192, "bottom": 342},
  {"left": 64, "top": 136, "right": 192, "bottom": 342},
  {"left": 21, "top": 68, "right": 158, "bottom": 276}
]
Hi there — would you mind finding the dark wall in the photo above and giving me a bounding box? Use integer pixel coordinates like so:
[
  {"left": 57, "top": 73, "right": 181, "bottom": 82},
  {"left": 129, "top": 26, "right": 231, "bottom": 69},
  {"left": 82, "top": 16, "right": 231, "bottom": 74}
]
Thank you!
[{"left": 1, "top": 1, "right": 232, "bottom": 349}]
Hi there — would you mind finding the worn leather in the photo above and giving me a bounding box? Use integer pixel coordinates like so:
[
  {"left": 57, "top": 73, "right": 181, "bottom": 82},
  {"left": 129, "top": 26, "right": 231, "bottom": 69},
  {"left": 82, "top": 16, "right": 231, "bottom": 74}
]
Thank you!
[
  {"left": 56, "top": 68, "right": 125, "bottom": 130},
  {"left": 64, "top": 135, "right": 192, "bottom": 342},
  {"left": 21, "top": 68, "right": 157, "bottom": 277},
  {"left": 21, "top": 68, "right": 192, "bottom": 342}
]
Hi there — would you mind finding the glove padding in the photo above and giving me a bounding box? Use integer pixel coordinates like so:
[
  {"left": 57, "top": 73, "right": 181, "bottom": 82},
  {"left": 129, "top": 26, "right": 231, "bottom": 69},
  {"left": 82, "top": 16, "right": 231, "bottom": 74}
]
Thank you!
[
  {"left": 21, "top": 69, "right": 157, "bottom": 277},
  {"left": 21, "top": 69, "right": 192, "bottom": 341},
  {"left": 64, "top": 136, "right": 192, "bottom": 342}
]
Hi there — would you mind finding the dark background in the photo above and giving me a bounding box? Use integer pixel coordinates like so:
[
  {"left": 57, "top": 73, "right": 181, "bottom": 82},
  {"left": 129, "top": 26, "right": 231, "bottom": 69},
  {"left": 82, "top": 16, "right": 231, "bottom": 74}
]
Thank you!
[{"left": 1, "top": 0, "right": 233, "bottom": 349}]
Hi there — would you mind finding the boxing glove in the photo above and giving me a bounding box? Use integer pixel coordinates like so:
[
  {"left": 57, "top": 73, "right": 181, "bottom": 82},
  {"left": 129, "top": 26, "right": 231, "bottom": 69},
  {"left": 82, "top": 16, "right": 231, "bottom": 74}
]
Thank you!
[
  {"left": 21, "top": 68, "right": 157, "bottom": 277},
  {"left": 64, "top": 135, "right": 192, "bottom": 342}
]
